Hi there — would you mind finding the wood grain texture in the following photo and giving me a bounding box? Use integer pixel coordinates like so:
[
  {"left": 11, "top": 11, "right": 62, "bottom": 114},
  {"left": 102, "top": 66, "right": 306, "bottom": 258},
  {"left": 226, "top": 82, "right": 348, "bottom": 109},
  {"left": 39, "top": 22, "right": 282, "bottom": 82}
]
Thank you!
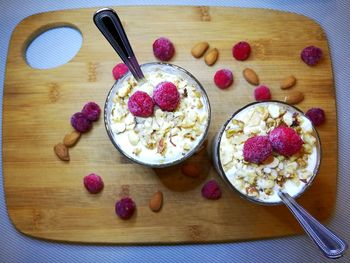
[{"left": 3, "top": 6, "right": 337, "bottom": 244}]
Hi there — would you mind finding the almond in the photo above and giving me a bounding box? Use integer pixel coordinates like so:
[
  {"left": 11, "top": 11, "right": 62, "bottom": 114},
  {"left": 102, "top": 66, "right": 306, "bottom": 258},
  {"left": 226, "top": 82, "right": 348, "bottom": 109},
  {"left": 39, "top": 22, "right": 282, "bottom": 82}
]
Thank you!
[
  {"left": 54, "top": 143, "right": 70, "bottom": 161},
  {"left": 284, "top": 91, "right": 304, "bottom": 105},
  {"left": 280, "top": 75, "right": 297, "bottom": 90},
  {"left": 191, "top": 42, "right": 209, "bottom": 58},
  {"left": 63, "top": 131, "right": 81, "bottom": 147},
  {"left": 243, "top": 68, "right": 259, "bottom": 86},
  {"left": 157, "top": 138, "right": 166, "bottom": 154},
  {"left": 204, "top": 48, "right": 218, "bottom": 66},
  {"left": 181, "top": 163, "right": 200, "bottom": 178},
  {"left": 262, "top": 155, "right": 274, "bottom": 165},
  {"left": 149, "top": 191, "right": 163, "bottom": 212}
]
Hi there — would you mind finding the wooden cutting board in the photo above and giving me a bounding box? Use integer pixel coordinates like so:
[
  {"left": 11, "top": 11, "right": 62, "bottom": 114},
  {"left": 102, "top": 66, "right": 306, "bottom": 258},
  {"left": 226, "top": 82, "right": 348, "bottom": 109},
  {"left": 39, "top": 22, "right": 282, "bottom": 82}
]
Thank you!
[{"left": 3, "top": 6, "right": 337, "bottom": 244}]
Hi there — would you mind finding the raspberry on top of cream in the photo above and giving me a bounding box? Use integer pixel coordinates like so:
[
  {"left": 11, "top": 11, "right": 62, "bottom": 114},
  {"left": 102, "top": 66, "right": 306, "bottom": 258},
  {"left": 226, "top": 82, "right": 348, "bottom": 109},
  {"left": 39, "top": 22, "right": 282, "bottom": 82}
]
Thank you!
[
  {"left": 219, "top": 102, "right": 319, "bottom": 203},
  {"left": 108, "top": 65, "right": 209, "bottom": 166}
]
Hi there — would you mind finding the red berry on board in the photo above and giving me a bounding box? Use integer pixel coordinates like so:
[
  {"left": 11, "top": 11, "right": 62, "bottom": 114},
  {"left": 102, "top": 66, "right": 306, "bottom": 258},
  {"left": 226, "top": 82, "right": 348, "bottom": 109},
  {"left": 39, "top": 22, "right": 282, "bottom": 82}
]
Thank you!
[
  {"left": 84, "top": 173, "right": 104, "bottom": 194},
  {"left": 71, "top": 112, "right": 92, "bottom": 133},
  {"left": 112, "top": 63, "right": 129, "bottom": 80},
  {"left": 305, "top": 108, "right": 325, "bottom": 126},
  {"left": 214, "top": 69, "right": 233, "bottom": 89},
  {"left": 153, "top": 37, "right": 175, "bottom": 61},
  {"left": 301, "top": 46, "right": 323, "bottom": 66},
  {"left": 82, "top": 102, "right": 101, "bottom": 122},
  {"left": 232, "top": 41, "right": 251, "bottom": 61},
  {"left": 115, "top": 197, "right": 136, "bottom": 220},
  {"left": 201, "top": 180, "right": 222, "bottom": 200},
  {"left": 254, "top": 85, "right": 271, "bottom": 101}
]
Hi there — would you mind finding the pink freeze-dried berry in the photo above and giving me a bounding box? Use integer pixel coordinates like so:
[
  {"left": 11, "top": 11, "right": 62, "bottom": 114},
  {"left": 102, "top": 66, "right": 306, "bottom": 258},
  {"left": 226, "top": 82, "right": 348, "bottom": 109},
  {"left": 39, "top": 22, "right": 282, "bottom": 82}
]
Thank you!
[
  {"left": 153, "top": 81, "right": 180, "bottom": 111},
  {"left": 153, "top": 37, "right": 175, "bottom": 61},
  {"left": 128, "top": 91, "right": 154, "bottom": 117},
  {"left": 71, "top": 112, "right": 92, "bottom": 133},
  {"left": 232, "top": 41, "right": 251, "bottom": 61},
  {"left": 115, "top": 197, "right": 136, "bottom": 220},
  {"left": 84, "top": 173, "right": 104, "bottom": 194},
  {"left": 82, "top": 102, "right": 101, "bottom": 122},
  {"left": 301, "top": 46, "right": 323, "bottom": 66},
  {"left": 254, "top": 85, "right": 271, "bottom": 101},
  {"left": 214, "top": 69, "right": 233, "bottom": 89},
  {"left": 112, "top": 63, "right": 129, "bottom": 80},
  {"left": 243, "top": 136, "right": 273, "bottom": 164},
  {"left": 201, "top": 180, "right": 222, "bottom": 200},
  {"left": 306, "top": 108, "right": 326, "bottom": 126},
  {"left": 269, "top": 126, "right": 303, "bottom": 156}
]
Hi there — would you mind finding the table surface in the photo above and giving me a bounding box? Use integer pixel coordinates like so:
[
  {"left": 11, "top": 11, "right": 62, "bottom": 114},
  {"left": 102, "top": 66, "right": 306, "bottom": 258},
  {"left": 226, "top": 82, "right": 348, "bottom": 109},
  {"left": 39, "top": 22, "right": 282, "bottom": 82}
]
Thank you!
[{"left": 0, "top": 1, "right": 349, "bottom": 262}]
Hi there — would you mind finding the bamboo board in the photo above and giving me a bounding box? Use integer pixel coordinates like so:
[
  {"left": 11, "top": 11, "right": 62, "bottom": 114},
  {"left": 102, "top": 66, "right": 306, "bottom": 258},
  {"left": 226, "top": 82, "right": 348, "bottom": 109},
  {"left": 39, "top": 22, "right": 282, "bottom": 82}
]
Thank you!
[{"left": 3, "top": 6, "right": 337, "bottom": 243}]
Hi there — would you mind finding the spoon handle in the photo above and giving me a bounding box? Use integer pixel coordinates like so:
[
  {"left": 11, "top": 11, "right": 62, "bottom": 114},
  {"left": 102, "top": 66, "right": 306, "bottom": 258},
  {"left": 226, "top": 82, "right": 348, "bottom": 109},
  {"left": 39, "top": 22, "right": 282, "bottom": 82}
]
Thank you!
[
  {"left": 278, "top": 191, "right": 348, "bottom": 259},
  {"left": 93, "top": 8, "right": 145, "bottom": 81}
]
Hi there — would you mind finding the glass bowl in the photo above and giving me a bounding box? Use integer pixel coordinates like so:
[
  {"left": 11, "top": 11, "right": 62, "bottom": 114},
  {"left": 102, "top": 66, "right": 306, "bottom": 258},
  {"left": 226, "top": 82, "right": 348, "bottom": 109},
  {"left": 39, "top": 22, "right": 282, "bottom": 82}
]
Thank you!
[
  {"left": 104, "top": 62, "right": 211, "bottom": 168},
  {"left": 212, "top": 101, "right": 321, "bottom": 205}
]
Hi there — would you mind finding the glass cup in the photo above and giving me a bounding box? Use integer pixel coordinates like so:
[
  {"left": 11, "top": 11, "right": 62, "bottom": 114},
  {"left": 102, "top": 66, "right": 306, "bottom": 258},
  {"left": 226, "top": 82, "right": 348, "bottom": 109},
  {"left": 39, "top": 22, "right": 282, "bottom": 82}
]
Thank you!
[
  {"left": 212, "top": 101, "right": 321, "bottom": 205},
  {"left": 104, "top": 62, "right": 211, "bottom": 168}
]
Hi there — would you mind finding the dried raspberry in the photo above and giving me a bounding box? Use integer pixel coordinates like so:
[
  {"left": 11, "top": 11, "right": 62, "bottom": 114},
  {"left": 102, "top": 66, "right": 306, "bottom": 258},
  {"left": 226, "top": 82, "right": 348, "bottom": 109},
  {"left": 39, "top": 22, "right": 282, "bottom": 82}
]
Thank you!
[
  {"left": 112, "top": 63, "right": 129, "bottom": 80},
  {"left": 128, "top": 91, "right": 154, "bottom": 117},
  {"left": 115, "top": 197, "right": 136, "bottom": 220},
  {"left": 153, "top": 37, "right": 175, "bottom": 61},
  {"left": 153, "top": 82, "right": 180, "bottom": 111},
  {"left": 71, "top": 112, "right": 92, "bottom": 133},
  {"left": 84, "top": 173, "right": 104, "bottom": 194},
  {"left": 201, "top": 180, "right": 221, "bottom": 200},
  {"left": 243, "top": 136, "right": 273, "bottom": 164},
  {"left": 301, "top": 46, "right": 323, "bottom": 66},
  {"left": 232, "top": 41, "right": 251, "bottom": 61},
  {"left": 269, "top": 126, "right": 303, "bottom": 156},
  {"left": 306, "top": 108, "right": 326, "bottom": 126},
  {"left": 254, "top": 85, "right": 271, "bottom": 101},
  {"left": 214, "top": 69, "right": 233, "bottom": 89},
  {"left": 82, "top": 102, "right": 101, "bottom": 122}
]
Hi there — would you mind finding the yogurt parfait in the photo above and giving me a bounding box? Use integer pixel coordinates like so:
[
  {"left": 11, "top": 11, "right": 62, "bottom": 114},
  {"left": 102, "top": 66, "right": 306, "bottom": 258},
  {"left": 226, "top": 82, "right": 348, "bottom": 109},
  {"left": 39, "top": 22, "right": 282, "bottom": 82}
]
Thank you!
[
  {"left": 212, "top": 101, "right": 321, "bottom": 204},
  {"left": 105, "top": 63, "right": 210, "bottom": 167}
]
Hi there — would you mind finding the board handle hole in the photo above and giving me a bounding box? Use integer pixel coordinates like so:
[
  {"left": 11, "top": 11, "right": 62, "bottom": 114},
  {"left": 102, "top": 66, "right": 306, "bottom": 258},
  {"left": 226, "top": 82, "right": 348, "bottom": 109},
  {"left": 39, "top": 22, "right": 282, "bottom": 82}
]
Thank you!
[{"left": 25, "top": 26, "right": 83, "bottom": 69}]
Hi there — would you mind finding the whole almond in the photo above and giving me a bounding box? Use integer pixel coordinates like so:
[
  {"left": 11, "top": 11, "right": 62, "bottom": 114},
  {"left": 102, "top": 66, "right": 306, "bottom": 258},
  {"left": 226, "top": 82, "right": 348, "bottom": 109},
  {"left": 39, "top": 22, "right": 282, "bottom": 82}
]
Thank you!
[
  {"left": 262, "top": 155, "right": 274, "bottom": 165},
  {"left": 243, "top": 68, "right": 260, "bottom": 85},
  {"left": 54, "top": 143, "right": 70, "bottom": 161},
  {"left": 63, "top": 131, "right": 81, "bottom": 147},
  {"left": 204, "top": 48, "right": 218, "bottom": 66},
  {"left": 284, "top": 91, "right": 304, "bottom": 105},
  {"left": 281, "top": 75, "right": 297, "bottom": 90},
  {"left": 181, "top": 163, "right": 200, "bottom": 178},
  {"left": 191, "top": 42, "right": 209, "bottom": 58},
  {"left": 149, "top": 191, "right": 163, "bottom": 212}
]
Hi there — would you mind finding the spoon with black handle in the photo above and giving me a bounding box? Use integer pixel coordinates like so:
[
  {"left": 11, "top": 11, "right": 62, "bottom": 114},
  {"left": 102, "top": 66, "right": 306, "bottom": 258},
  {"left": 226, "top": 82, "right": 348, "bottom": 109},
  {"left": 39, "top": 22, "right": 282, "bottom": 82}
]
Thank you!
[{"left": 93, "top": 8, "right": 145, "bottom": 82}]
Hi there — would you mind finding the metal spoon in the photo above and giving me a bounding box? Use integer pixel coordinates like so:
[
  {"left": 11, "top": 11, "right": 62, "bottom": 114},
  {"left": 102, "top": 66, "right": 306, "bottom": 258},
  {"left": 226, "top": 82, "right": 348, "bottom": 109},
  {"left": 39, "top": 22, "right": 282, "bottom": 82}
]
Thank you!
[
  {"left": 278, "top": 191, "right": 348, "bottom": 259},
  {"left": 93, "top": 8, "right": 145, "bottom": 82}
]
